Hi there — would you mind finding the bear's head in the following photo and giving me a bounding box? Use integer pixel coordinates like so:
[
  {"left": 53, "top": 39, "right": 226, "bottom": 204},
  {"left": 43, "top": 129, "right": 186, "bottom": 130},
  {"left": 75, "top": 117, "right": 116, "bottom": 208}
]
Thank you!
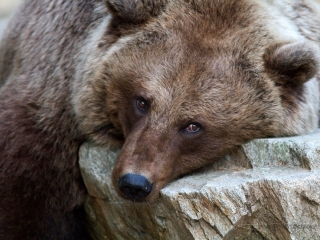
[{"left": 75, "top": 0, "right": 320, "bottom": 202}]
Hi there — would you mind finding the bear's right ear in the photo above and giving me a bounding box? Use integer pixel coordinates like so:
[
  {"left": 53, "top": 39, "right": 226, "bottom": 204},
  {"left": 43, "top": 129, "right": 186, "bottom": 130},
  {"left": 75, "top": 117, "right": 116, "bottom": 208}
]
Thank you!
[
  {"left": 264, "top": 41, "right": 320, "bottom": 86},
  {"left": 104, "top": 0, "right": 168, "bottom": 23}
]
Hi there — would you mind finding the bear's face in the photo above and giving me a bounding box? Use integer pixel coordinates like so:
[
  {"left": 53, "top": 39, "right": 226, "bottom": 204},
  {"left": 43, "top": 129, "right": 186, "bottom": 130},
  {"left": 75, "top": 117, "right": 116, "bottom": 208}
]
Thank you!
[
  {"left": 76, "top": 0, "right": 319, "bottom": 201},
  {"left": 104, "top": 32, "right": 283, "bottom": 201}
]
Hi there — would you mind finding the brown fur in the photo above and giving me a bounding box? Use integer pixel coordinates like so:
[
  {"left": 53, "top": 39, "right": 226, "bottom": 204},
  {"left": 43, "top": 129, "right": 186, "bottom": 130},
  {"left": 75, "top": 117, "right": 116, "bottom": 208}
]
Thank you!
[
  {"left": 0, "top": 0, "right": 106, "bottom": 239},
  {"left": 0, "top": 0, "right": 319, "bottom": 238}
]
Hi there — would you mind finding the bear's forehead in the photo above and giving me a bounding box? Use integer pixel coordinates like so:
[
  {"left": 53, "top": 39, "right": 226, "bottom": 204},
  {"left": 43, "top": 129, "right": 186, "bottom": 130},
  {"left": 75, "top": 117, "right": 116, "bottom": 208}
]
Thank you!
[
  {"left": 140, "top": 67, "right": 263, "bottom": 124},
  {"left": 149, "top": 0, "right": 266, "bottom": 43},
  {"left": 111, "top": 35, "right": 263, "bottom": 96},
  {"left": 108, "top": 0, "right": 270, "bottom": 81},
  {"left": 104, "top": 0, "right": 275, "bottom": 125}
]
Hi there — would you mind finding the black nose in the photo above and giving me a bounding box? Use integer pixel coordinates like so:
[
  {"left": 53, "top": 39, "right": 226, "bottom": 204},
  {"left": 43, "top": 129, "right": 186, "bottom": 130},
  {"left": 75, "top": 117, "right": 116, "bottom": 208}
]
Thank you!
[{"left": 118, "top": 173, "right": 153, "bottom": 201}]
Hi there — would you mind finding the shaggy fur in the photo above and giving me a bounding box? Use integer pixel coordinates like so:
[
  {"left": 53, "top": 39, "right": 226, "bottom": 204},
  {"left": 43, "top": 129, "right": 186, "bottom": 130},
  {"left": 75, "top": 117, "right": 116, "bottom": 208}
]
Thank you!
[{"left": 0, "top": 0, "right": 319, "bottom": 239}]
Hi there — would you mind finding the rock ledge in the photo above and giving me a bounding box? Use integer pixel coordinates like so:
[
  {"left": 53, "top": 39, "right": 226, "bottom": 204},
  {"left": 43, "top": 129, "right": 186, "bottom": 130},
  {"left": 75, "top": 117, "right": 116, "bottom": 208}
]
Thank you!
[{"left": 79, "top": 130, "right": 320, "bottom": 240}]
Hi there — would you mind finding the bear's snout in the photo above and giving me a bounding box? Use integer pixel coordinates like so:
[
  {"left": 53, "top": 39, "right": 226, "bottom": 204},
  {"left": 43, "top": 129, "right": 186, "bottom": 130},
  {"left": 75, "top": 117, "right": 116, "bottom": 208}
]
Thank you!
[{"left": 118, "top": 173, "right": 153, "bottom": 201}]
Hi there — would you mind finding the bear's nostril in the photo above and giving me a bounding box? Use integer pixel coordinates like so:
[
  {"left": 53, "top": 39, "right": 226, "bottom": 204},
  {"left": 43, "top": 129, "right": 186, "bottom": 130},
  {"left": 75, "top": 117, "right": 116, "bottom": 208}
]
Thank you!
[{"left": 118, "top": 173, "right": 153, "bottom": 201}]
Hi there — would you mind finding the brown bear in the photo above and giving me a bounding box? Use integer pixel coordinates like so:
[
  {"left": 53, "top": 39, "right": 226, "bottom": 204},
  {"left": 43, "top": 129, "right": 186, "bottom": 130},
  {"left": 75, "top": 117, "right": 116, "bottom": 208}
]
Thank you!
[{"left": 0, "top": 0, "right": 320, "bottom": 239}]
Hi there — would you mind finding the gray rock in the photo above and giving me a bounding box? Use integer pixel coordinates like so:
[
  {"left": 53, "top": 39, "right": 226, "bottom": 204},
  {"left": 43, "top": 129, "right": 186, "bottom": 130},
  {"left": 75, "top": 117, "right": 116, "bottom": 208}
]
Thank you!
[{"left": 79, "top": 129, "right": 320, "bottom": 240}]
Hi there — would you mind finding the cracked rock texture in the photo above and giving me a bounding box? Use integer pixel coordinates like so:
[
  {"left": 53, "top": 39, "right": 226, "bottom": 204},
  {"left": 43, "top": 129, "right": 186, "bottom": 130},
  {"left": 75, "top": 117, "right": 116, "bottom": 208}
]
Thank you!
[{"left": 79, "top": 130, "right": 320, "bottom": 240}]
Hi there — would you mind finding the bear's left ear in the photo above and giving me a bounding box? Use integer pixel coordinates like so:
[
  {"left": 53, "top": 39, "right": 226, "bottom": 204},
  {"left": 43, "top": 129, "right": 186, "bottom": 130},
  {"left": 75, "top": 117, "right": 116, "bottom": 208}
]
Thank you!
[
  {"left": 104, "top": 0, "right": 168, "bottom": 23},
  {"left": 264, "top": 41, "right": 320, "bottom": 85}
]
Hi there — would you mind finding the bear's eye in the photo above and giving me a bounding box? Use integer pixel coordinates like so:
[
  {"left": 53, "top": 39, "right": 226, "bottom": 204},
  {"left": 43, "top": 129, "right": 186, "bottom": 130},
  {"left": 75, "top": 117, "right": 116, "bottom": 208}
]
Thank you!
[
  {"left": 136, "top": 98, "right": 148, "bottom": 113},
  {"left": 185, "top": 123, "right": 201, "bottom": 133}
]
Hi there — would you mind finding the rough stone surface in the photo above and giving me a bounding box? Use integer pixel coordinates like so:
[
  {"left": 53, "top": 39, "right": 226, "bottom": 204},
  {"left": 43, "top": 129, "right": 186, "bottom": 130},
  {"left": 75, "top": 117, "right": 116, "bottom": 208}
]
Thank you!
[{"left": 79, "top": 129, "right": 320, "bottom": 240}]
